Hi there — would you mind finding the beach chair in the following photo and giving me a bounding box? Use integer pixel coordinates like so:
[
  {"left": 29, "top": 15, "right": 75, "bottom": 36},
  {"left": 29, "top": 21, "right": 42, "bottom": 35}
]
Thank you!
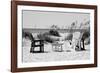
[{"left": 30, "top": 39, "right": 44, "bottom": 53}]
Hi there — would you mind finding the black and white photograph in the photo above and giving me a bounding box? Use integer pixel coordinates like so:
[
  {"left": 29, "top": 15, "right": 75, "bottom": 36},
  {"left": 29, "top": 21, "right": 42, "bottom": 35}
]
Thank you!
[{"left": 22, "top": 10, "right": 90, "bottom": 62}]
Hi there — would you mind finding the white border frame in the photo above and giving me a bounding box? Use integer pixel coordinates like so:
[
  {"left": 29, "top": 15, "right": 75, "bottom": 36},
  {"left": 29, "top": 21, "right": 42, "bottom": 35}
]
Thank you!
[{"left": 17, "top": 5, "right": 94, "bottom": 68}]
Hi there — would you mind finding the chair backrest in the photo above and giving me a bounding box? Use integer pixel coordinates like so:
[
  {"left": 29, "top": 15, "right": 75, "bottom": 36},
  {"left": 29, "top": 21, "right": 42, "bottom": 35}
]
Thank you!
[
  {"left": 32, "top": 40, "right": 44, "bottom": 47},
  {"left": 23, "top": 31, "right": 34, "bottom": 42}
]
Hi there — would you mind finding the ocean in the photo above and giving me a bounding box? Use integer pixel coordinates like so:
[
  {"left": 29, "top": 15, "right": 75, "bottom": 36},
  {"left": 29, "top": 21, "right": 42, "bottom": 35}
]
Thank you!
[{"left": 23, "top": 29, "right": 87, "bottom": 33}]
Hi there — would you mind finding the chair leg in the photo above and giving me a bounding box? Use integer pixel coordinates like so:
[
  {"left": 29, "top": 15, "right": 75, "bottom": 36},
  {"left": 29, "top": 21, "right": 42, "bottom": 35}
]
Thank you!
[
  {"left": 79, "top": 40, "right": 81, "bottom": 50},
  {"left": 40, "top": 45, "right": 44, "bottom": 52},
  {"left": 30, "top": 42, "right": 34, "bottom": 53},
  {"left": 81, "top": 39, "right": 85, "bottom": 50},
  {"left": 30, "top": 47, "right": 34, "bottom": 53}
]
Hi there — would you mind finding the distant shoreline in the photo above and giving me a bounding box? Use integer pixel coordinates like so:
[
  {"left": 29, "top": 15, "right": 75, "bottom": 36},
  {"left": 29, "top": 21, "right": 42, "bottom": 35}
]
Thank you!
[{"left": 23, "top": 28, "right": 88, "bottom": 33}]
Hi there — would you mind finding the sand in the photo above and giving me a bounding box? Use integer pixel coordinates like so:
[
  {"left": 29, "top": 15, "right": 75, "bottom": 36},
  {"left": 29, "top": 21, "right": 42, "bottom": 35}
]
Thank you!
[{"left": 22, "top": 39, "right": 90, "bottom": 63}]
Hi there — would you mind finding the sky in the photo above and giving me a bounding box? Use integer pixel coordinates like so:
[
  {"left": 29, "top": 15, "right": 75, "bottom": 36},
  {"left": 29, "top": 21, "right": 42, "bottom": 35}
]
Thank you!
[{"left": 22, "top": 10, "right": 90, "bottom": 29}]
